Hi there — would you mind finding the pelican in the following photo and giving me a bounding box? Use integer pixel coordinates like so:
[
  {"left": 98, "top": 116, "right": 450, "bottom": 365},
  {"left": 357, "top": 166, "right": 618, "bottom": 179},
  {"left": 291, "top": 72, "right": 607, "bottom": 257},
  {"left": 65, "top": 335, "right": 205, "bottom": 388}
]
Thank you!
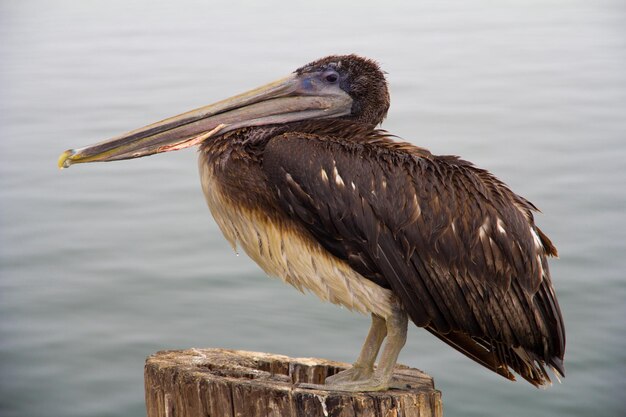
[{"left": 59, "top": 55, "right": 565, "bottom": 391}]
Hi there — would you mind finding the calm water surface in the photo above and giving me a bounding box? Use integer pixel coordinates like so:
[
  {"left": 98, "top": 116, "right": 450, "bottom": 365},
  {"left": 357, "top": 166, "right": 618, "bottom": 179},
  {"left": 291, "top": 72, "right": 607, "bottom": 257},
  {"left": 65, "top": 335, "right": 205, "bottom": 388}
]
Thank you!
[{"left": 1, "top": 1, "right": 625, "bottom": 416}]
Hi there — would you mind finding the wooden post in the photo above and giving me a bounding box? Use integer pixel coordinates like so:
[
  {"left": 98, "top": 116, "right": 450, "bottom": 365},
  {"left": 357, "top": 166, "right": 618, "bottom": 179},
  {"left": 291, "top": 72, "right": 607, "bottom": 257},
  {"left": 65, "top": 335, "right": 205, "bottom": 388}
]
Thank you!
[{"left": 145, "top": 348, "right": 442, "bottom": 417}]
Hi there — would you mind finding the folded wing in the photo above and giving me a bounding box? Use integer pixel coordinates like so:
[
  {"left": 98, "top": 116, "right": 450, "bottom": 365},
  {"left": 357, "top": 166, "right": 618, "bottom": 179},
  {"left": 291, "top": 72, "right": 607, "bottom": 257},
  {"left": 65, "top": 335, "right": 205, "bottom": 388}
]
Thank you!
[{"left": 263, "top": 131, "right": 565, "bottom": 386}]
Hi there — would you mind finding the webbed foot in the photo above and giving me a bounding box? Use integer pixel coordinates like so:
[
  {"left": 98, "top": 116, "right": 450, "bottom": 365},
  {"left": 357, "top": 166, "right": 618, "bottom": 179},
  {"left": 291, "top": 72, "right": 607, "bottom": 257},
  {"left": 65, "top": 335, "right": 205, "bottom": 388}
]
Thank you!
[
  {"left": 325, "top": 375, "right": 389, "bottom": 392},
  {"left": 325, "top": 365, "right": 373, "bottom": 385}
]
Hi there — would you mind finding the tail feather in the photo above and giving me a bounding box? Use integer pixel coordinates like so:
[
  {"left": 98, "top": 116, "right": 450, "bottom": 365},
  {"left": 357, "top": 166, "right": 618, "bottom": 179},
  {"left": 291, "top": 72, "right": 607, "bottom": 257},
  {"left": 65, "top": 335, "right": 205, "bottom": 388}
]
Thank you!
[{"left": 426, "top": 327, "right": 564, "bottom": 387}]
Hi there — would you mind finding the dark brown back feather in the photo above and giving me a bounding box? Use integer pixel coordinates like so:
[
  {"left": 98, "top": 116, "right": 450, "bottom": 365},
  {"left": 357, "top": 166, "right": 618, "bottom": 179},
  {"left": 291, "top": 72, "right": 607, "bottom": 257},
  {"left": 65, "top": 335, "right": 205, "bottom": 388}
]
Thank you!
[{"left": 262, "top": 129, "right": 565, "bottom": 386}]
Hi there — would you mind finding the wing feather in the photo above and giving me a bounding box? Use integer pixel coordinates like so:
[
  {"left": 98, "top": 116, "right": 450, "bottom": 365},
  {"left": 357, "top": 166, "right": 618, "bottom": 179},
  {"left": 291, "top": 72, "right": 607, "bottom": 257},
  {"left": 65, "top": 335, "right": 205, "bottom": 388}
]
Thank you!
[{"left": 263, "top": 131, "right": 565, "bottom": 385}]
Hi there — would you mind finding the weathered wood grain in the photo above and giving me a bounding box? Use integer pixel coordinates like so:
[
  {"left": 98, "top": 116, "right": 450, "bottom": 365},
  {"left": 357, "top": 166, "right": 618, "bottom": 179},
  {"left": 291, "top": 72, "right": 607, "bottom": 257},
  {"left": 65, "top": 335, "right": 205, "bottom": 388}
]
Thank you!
[{"left": 145, "top": 348, "right": 443, "bottom": 417}]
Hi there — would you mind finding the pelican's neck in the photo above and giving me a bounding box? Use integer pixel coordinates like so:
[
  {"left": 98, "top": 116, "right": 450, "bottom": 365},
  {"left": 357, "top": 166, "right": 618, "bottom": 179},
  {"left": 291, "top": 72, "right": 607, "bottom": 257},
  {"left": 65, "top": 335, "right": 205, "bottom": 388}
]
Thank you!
[{"left": 199, "top": 119, "right": 378, "bottom": 157}]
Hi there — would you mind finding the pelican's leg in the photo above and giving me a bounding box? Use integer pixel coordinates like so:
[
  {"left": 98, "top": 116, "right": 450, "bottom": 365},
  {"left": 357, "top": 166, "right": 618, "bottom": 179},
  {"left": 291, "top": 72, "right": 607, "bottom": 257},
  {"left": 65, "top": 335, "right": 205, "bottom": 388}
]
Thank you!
[
  {"left": 325, "top": 314, "right": 387, "bottom": 384},
  {"left": 326, "top": 305, "right": 408, "bottom": 392}
]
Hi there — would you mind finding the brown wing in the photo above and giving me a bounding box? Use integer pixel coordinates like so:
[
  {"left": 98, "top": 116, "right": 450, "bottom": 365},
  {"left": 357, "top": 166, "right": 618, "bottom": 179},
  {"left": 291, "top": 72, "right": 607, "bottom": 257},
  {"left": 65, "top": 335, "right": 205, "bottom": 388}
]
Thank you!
[{"left": 263, "top": 131, "right": 565, "bottom": 386}]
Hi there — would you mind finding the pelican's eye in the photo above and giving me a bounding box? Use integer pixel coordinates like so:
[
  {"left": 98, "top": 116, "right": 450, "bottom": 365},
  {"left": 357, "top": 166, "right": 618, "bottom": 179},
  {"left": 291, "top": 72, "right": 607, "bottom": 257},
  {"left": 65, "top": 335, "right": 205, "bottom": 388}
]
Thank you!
[{"left": 323, "top": 70, "right": 339, "bottom": 84}]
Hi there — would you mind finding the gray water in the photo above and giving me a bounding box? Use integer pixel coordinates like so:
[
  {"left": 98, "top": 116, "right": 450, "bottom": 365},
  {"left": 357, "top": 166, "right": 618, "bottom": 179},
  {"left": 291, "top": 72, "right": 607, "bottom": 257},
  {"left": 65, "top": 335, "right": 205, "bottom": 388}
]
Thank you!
[{"left": 1, "top": 1, "right": 625, "bottom": 416}]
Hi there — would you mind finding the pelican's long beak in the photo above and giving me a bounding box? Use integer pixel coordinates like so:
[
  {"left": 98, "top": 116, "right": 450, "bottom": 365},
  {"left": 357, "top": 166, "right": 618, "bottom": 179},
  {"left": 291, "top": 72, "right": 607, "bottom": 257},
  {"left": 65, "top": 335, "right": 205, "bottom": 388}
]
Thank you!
[{"left": 58, "top": 73, "right": 352, "bottom": 169}]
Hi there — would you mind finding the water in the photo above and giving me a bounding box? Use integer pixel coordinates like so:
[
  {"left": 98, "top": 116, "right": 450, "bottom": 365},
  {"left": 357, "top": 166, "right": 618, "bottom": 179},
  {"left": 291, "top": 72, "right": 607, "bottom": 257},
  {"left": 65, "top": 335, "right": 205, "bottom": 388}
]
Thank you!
[{"left": 1, "top": 1, "right": 625, "bottom": 416}]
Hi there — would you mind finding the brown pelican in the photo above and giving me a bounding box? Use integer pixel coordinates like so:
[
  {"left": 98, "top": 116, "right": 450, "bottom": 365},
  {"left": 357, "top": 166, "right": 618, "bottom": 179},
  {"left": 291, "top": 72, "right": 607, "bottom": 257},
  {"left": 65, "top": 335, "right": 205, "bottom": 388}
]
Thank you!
[{"left": 58, "top": 55, "right": 565, "bottom": 391}]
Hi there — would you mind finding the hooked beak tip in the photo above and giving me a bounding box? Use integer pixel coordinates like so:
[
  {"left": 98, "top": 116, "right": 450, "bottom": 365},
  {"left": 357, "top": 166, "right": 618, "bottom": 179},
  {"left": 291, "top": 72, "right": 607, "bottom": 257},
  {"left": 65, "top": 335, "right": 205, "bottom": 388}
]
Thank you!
[{"left": 58, "top": 149, "right": 76, "bottom": 169}]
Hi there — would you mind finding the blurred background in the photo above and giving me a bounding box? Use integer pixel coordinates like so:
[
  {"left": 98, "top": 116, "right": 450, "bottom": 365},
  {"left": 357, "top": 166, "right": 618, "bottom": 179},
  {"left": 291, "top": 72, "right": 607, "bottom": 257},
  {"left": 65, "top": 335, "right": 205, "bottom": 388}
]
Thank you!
[{"left": 1, "top": 1, "right": 625, "bottom": 416}]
